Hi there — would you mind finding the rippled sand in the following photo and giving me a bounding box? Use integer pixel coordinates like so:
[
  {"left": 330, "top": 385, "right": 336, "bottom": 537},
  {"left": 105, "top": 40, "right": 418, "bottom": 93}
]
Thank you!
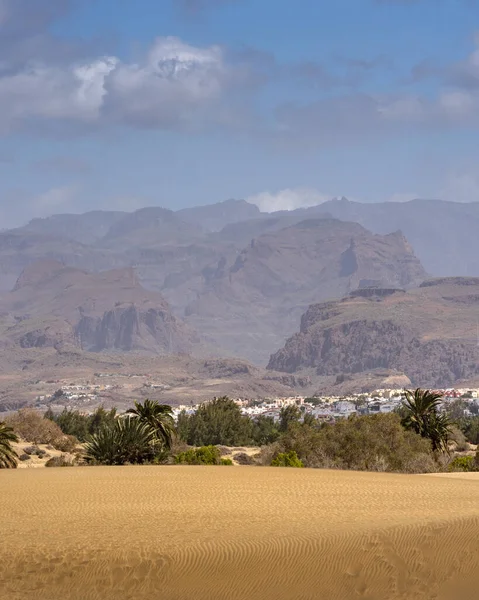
[{"left": 1, "top": 467, "right": 478, "bottom": 600}]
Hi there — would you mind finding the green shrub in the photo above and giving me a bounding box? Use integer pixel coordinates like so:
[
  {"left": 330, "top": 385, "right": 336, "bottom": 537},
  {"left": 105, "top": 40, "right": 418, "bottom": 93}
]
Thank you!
[
  {"left": 175, "top": 445, "right": 222, "bottom": 465},
  {"left": 178, "top": 397, "right": 254, "bottom": 447},
  {"left": 279, "top": 405, "right": 301, "bottom": 432},
  {"left": 251, "top": 415, "right": 280, "bottom": 445},
  {"left": 220, "top": 458, "right": 233, "bottom": 465},
  {"left": 274, "top": 413, "right": 435, "bottom": 473},
  {"left": 45, "top": 406, "right": 118, "bottom": 441},
  {"left": 84, "top": 418, "right": 158, "bottom": 466},
  {"left": 271, "top": 450, "right": 304, "bottom": 468},
  {"left": 448, "top": 455, "right": 477, "bottom": 472}
]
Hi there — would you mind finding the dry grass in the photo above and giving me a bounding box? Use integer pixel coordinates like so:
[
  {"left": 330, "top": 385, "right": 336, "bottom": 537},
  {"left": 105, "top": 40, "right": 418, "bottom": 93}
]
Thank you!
[{"left": 1, "top": 467, "right": 478, "bottom": 599}]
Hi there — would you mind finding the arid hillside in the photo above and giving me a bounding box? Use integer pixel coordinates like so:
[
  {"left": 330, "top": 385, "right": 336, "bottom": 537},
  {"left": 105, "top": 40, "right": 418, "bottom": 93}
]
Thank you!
[
  {"left": 184, "top": 218, "right": 427, "bottom": 363},
  {"left": 268, "top": 278, "right": 479, "bottom": 387},
  {"left": 0, "top": 260, "right": 199, "bottom": 355},
  {"left": 0, "top": 204, "right": 428, "bottom": 364},
  {"left": 0, "top": 349, "right": 301, "bottom": 412}
]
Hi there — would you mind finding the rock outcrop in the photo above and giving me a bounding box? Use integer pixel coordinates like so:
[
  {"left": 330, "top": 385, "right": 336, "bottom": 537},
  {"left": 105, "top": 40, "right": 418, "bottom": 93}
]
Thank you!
[
  {"left": 0, "top": 261, "right": 200, "bottom": 355},
  {"left": 268, "top": 280, "right": 479, "bottom": 387}
]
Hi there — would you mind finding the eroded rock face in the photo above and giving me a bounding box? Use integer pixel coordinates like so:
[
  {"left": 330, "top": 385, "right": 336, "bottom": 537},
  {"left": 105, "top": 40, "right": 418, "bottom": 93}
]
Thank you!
[
  {"left": 75, "top": 305, "right": 196, "bottom": 354},
  {"left": 267, "top": 280, "right": 479, "bottom": 387},
  {"left": 183, "top": 220, "right": 427, "bottom": 364},
  {"left": 1, "top": 261, "right": 201, "bottom": 356}
]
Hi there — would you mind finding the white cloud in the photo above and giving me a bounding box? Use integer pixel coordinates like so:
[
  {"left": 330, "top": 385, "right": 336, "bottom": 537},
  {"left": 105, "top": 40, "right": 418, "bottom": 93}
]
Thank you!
[
  {"left": 247, "top": 188, "right": 332, "bottom": 212},
  {"left": 104, "top": 37, "right": 226, "bottom": 128},
  {"left": 0, "top": 36, "right": 232, "bottom": 133},
  {"left": 0, "top": 58, "right": 117, "bottom": 130}
]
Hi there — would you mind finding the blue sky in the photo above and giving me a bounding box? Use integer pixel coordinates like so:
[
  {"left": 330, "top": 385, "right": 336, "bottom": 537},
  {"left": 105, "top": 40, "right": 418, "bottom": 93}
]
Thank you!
[{"left": 1, "top": 0, "right": 479, "bottom": 226}]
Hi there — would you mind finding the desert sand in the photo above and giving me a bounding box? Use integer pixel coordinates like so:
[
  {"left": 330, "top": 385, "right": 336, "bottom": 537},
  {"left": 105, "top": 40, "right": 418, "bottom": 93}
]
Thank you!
[{"left": 1, "top": 467, "right": 478, "bottom": 600}]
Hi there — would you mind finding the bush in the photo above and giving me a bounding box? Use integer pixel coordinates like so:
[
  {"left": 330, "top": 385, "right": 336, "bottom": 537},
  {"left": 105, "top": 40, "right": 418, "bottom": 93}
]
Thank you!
[
  {"left": 45, "top": 406, "right": 118, "bottom": 441},
  {"left": 457, "top": 416, "right": 479, "bottom": 445},
  {"left": 220, "top": 458, "right": 233, "bottom": 465},
  {"left": 279, "top": 405, "right": 301, "bottom": 432},
  {"left": 52, "top": 435, "right": 78, "bottom": 453},
  {"left": 19, "top": 453, "right": 31, "bottom": 461},
  {"left": 271, "top": 450, "right": 304, "bottom": 468},
  {"left": 402, "top": 453, "right": 438, "bottom": 474},
  {"left": 178, "top": 397, "right": 254, "bottom": 447},
  {"left": 448, "top": 455, "right": 477, "bottom": 472},
  {"left": 449, "top": 426, "right": 469, "bottom": 451},
  {"left": 45, "top": 408, "right": 89, "bottom": 441},
  {"left": 273, "top": 413, "right": 435, "bottom": 473},
  {"left": 6, "top": 410, "right": 64, "bottom": 444},
  {"left": 175, "top": 445, "right": 223, "bottom": 465},
  {"left": 45, "top": 455, "right": 75, "bottom": 468},
  {"left": 233, "top": 452, "right": 256, "bottom": 465},
  {"left": 251, "top": 415, "right": 280, "bottom": 445}
]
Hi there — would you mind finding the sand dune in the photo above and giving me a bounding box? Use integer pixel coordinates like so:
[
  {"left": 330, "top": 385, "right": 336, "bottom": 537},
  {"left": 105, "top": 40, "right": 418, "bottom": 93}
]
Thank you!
[{"left": 1, "top": 467, "right": 478, "bottom": 600}]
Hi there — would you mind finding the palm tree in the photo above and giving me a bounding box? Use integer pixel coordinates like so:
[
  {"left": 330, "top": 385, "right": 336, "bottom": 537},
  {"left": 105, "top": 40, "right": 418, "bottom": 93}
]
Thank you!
[
  {"left": 126, "top": 400, "right": 175, "bottom": 450},
  {"left": 427, "top": 411, "right": 452, "bottom": 453},
  {"left": 0, "top": 421, "right": 19, "bottom": 469},
  {"left": 401, "top": 388, "right": 451, "bottom": 452},
  {"left": 84, "top": 417, "right": 156, "bottom": 465}
]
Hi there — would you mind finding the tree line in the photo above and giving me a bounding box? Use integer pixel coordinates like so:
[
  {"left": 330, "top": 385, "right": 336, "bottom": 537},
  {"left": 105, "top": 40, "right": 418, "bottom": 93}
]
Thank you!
[{"left": 1, "top": 389, "right": 478, "bottom": 471}]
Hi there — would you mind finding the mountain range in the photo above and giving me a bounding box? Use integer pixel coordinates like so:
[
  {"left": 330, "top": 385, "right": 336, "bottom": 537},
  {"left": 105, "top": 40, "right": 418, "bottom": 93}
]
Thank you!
[{"left": 2, "top": 195, "right": 479, "bottom": 398}]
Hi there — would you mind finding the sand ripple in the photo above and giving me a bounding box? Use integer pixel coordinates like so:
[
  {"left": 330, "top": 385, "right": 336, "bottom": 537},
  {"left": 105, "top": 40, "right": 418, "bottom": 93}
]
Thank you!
[{"left": 1, "top": 467, "right": 478, "bottom": 599}]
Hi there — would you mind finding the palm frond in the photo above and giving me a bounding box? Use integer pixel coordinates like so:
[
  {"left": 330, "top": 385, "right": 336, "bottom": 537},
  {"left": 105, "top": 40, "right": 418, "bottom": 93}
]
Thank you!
[{"left": 0, "top": 421, "right": 19, "bottom": 469}]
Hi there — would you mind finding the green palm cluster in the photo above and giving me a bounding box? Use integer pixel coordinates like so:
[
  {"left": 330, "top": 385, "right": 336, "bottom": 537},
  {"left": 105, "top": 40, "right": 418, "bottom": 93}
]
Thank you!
[
  {"left": 0, "top": 421, "right": 19, "bottom": 469},
  {"left": 84, "top": 400, "right": 175, "bottom": 466},
  {"left": 126, "top": 399, "right": 175, "bottom": 449},
  {"left": 401, "top": 388, "right": 451, "bottom": 452}
]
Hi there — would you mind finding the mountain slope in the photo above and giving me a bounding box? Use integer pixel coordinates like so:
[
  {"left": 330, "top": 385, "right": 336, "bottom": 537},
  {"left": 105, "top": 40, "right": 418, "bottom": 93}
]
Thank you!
[
  {"left": 0, "top": 230, "right": 126, "bottom": 292},
  {"left": 17, "top": 210, "right": 126, "bottom": 244},
  {"left": 0, "top": 260, "right": 199, "bottom": 354},
  {"left": 319, "top": 197, "right": 479, "bottom": 276},
  {"left": 267, "top": 278, "right": 479, "bottom": 387},
  {"left": 183, "top": 218, "right": 427, "bottom": 363},
  {"left": 178, "top": 199, "right": 261, "bottom": 232},
  {"left": 99, "top": 207, "right": 204, "bottom": 250}
]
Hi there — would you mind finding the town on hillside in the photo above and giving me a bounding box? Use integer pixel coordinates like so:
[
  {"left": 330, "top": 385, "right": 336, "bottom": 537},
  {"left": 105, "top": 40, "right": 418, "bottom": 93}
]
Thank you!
[{"left": 32, "top": 384, "right": 479, "bottom": 422}]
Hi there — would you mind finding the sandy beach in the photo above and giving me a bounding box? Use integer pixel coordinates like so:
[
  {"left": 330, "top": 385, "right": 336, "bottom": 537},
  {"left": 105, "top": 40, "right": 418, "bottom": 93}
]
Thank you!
[{"left": 1, "top": 466, "right": 478, "bottom": 600}]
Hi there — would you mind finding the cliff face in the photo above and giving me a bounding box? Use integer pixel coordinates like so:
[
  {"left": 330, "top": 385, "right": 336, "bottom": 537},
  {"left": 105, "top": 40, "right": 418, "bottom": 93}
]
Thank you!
[
  {"left": 0, "top": 261, "right": 200, "bottom": 356},
  {"left": 76, "top": 305, "right": 195, "bottom": 354},
  {"left": 267, "top": 283, "right": 479, "bottom": 387},
  {"left": 182, "top": 220, "right": 427, "bottom": 364}
]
